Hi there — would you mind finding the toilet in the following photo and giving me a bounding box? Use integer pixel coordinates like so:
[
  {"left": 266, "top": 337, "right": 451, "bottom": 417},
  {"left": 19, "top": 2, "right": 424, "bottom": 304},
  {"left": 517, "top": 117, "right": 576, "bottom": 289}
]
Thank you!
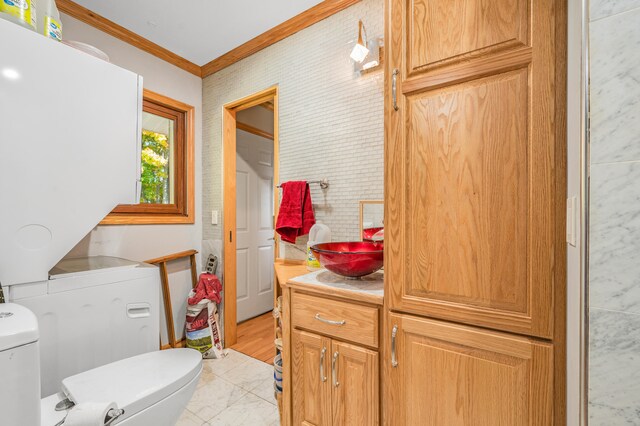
[{"left": 0, "top": 303, "right": 202, "bottom": 426}]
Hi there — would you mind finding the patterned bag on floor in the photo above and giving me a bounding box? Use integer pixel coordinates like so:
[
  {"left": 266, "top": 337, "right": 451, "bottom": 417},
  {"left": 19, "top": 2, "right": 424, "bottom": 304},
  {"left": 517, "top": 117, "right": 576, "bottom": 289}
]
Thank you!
[
  {"left": 186, "top": 298, "right": 226, "bottom": 359},
  {"left": 185, "top": 273, "right": 226, "bottom": 359}
]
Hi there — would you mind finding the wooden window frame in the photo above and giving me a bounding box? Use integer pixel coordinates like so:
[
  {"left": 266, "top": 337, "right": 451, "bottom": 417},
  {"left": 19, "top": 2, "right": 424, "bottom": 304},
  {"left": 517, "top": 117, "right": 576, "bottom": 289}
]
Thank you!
[{"left": 101, "top": 89, "right": 195, "bottom": 225}]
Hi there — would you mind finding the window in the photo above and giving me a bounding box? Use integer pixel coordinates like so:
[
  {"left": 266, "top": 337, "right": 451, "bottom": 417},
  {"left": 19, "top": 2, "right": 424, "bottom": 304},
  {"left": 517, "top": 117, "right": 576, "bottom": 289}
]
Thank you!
[{"left": 102, "top": 90, "right": 194, "bottom": 224}]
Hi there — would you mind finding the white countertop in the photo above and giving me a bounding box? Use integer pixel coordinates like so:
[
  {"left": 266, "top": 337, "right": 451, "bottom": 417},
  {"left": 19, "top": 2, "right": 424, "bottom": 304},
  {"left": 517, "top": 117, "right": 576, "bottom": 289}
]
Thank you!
[{"left": 289, "top": 269, "right": 384, "bottom": 299}]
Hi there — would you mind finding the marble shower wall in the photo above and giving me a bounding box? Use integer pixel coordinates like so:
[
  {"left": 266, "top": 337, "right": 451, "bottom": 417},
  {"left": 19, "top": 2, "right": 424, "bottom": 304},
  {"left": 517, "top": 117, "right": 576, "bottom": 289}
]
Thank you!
[{"left": 588, "top": 1, "right": 640, "bottom": 423}]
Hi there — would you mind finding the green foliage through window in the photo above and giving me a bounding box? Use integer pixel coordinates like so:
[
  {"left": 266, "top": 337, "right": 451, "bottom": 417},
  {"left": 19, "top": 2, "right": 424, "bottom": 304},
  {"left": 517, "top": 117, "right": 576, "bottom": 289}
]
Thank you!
[{"left": 140, "top": 129, "right": 170, "bottom": 204}]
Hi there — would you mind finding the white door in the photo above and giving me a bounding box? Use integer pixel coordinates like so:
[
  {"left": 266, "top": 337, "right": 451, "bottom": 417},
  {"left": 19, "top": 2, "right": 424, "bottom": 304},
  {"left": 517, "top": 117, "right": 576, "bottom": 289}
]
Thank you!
[{"left": 236, "top": 130, "right": 275, "bottom": 322}]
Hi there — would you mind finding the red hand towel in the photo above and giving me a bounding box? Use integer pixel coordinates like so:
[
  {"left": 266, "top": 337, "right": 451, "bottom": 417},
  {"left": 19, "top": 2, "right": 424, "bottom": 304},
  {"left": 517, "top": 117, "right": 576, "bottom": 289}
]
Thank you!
[
  {"left": 188, "top": 273, "right": 222, "bottom": 305},
  {"left": 276, "top": 181, "right": 316, "bottom": 244}
]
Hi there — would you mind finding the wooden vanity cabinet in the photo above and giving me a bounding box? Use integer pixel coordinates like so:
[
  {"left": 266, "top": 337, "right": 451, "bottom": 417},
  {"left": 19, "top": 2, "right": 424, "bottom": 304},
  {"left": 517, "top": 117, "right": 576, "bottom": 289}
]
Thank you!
[
  {"left": 291, "top": 330, "right": 332, "bottom": 426},
  {"left": 331, "top": 340, "right": 378, "bottom": 425},
  {"left": 283, "top": 284, "right": 382, "bottom": 426},
  {"left": 292, "top": 330, "right": 379, "bottom": 426}
]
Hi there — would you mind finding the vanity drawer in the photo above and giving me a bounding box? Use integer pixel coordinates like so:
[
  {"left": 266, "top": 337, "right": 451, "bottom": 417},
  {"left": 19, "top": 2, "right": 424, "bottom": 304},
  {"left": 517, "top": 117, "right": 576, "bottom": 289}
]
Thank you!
[{"left": 292, "top": 292, "right": 379, "bottom": 348}]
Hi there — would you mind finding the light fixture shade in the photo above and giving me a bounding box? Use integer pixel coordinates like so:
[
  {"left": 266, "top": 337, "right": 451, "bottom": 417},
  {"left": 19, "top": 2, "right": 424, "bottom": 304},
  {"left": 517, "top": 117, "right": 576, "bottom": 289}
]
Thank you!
[
  {"left": 350, "top": 19, "right": 369, "bottom": 63},
  {"left": 350, "top": 43, "right": 370, "bottom": 63},
  {"left": 361, "top": 38, "right": 380, "bottom": 70},
  {"left": 354, "top": 38, "right": 381, "bottom": 74}
]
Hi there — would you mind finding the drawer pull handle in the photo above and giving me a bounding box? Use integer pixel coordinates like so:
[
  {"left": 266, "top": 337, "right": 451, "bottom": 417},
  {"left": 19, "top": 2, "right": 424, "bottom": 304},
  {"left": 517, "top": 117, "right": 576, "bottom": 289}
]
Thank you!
[
  {"left": 332, "top": 351, "right": 339, "bottom": 387},
  {"left": 391, "top": 324, "right": 398, "bottom": 368},
  {"left": 320, "top": 347, "right": 327, "bottom": 382},
  {"left": 315, "top": 313, "right": 346, "bottom": 326}
]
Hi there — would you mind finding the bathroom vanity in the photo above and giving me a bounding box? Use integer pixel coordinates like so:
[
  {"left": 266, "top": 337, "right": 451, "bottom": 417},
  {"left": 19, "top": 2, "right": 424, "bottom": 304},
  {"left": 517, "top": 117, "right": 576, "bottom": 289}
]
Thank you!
[{"left": 279, "top": 269, "right": 383, "bottom": 425}]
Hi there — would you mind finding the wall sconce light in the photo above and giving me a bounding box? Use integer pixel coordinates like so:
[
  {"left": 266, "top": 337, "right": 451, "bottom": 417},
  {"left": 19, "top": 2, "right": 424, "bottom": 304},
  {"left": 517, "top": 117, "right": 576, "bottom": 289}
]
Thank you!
[
  {"left": 350, "top": 19, "right": 383, "bottom": 75},
  {"left": 361, "top": 38, "right": 380, "bottom": 71},
  {"left": 350, "top": 20, "right": 370, "bottom": 63}
]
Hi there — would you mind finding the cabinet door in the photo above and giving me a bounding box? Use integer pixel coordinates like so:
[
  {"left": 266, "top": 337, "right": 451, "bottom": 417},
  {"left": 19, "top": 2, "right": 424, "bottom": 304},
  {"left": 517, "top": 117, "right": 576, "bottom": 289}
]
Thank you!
[
  {"left": 331, "top": 341, "right": 379, "bottom": 425},
  {"left": 292, "top": 330, "right": 331, "bottom": 426},
  {"left": 384, "top": 313, "right": 553, "bottom": 425},
  {"left": 385, "top": 0, "right": 564, "bottom": 338}
]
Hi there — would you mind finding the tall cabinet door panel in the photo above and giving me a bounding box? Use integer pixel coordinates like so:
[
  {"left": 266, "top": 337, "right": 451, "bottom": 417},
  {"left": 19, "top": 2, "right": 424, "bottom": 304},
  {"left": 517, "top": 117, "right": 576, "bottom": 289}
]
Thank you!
[
  {"left": 385, "top": 313, "right": 553, "bottom": 425},
  {"left": 385, "top": 0, "right": 561, "bottom": 338},
  {"left": 405, "top": 0, "right": 529, "bottom": 75},
  {"left": 331, "top": 341, "right": 379, "bottom": 425},
  {"left": 292, "top": 330, "right": 331, "bottom": 426}
]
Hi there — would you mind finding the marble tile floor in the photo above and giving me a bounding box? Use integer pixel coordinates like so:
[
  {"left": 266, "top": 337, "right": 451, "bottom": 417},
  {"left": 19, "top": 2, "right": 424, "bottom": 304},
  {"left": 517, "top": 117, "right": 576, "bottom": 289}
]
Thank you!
[{"left": 177, "top": 349, "right": 280, "bottom": 426}]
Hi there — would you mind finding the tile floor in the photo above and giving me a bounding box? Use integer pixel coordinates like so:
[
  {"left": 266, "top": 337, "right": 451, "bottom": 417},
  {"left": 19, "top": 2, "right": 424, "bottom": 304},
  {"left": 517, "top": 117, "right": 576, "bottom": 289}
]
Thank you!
[{"left": 177, "top": 349, "right": 280, "bottom": 426}]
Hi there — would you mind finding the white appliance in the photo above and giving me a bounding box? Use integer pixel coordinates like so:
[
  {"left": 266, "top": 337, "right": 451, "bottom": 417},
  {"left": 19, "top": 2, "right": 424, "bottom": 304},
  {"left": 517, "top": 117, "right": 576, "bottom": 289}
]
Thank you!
[
  {"left": 0, "top": 303, "right": 202, "bottom": 426},
  {"left": 0, "top": 17, "right": 142, "bottom": 287},
  {"left": 12, "top": 256, "right": 161, "bottom": 397},
  {"left": 0, "top": 18, "right": 201, "bottom": 426}
]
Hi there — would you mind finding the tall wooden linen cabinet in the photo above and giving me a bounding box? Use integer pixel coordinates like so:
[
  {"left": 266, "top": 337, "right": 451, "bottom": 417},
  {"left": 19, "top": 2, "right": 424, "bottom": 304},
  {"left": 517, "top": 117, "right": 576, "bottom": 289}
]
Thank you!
[{"left": 383, "top": 0, "right": 566, "bottom": 424}]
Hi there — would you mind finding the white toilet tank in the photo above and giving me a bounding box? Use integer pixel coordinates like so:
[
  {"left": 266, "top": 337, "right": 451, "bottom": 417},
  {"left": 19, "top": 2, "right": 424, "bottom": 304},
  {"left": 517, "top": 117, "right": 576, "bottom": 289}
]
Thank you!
[
  {"left": 11, "top": 256, "right": 160, "bottom": 397},
  {"left": 0, "top": 304, "right": 41, "bottom": 426}
]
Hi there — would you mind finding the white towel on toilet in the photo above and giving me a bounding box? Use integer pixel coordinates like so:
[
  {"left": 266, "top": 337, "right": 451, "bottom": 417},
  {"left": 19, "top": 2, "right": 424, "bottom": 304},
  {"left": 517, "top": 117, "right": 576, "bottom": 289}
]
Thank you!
[{"left": 63, "top": 402, "right": 118, "bottom": 426}]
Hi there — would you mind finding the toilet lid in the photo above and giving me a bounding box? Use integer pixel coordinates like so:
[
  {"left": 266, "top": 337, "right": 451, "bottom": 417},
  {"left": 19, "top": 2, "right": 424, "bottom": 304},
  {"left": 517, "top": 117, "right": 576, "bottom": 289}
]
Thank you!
[{"left": 62, "top": 349, "right": 202, "bottom": 418}]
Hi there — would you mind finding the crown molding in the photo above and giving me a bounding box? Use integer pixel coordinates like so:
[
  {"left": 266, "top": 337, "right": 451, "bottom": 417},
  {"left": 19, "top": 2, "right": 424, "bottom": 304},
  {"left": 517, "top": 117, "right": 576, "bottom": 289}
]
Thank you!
[
  {"left": 57, "top": 0, "right": 361, "bottom": 79},
  {"left": 200, "top": 0, "right": 361, "bottom": 77}
]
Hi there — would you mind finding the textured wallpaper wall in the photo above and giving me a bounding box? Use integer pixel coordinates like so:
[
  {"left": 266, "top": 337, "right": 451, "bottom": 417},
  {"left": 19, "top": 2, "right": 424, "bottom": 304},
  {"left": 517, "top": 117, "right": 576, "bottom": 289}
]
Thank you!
[{"left": 202, "top": 0, "right": 384, "bottom": 259}]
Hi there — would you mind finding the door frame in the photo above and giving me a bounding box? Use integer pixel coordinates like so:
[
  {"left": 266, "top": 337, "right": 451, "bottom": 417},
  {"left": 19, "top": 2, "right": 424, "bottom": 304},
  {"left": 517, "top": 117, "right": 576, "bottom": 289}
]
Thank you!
[{"left": 223, "top": 86, "right": 279, "bottom": 347}]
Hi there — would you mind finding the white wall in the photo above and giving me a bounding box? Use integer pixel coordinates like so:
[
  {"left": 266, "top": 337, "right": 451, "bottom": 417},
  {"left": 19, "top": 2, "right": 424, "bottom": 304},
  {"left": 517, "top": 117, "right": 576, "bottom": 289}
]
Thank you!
[
  {"left": 202, "top": 0, "right": 384, "bottom": 264},
  {"left": 60, "top": 13, "right": 203, "bottom": 346}
]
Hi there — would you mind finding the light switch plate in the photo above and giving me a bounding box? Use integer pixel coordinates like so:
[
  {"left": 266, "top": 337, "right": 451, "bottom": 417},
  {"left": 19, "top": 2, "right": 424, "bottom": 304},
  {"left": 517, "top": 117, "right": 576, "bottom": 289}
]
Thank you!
[{"left": 211, "top": 210, "right": 219, "bottom": 225}]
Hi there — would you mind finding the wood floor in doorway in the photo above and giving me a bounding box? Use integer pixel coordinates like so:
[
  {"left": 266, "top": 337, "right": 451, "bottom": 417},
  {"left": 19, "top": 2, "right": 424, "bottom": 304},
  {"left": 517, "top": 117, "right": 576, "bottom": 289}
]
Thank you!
[{"left": 230, "top": 312, "right": 275, "bottom": 363}]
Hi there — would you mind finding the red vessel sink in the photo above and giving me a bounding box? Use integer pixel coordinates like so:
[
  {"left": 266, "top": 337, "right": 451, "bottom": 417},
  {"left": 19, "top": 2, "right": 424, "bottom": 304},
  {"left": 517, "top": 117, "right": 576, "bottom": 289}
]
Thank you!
[{"left": 310, "top": 242, "right": 384, "bottom": 278}]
